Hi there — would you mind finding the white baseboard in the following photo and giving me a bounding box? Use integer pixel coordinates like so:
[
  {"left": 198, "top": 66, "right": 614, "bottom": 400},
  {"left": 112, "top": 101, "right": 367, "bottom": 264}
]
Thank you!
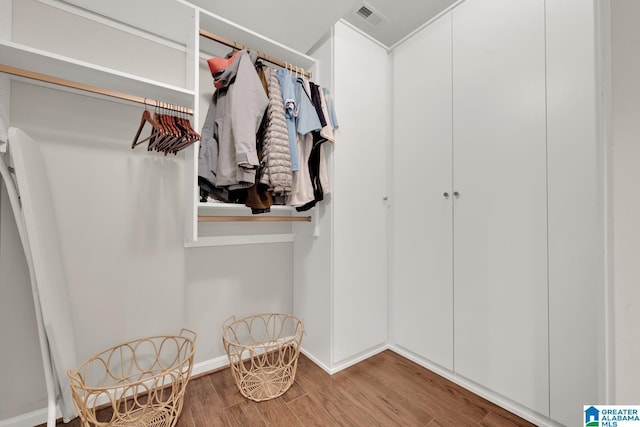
[
  {"left": 191, "top": 354, "right": 230, "bottom": 377},
  {"left": 388, "top": 345, "right": 564, "bottom": 427},
  {"left": 300, "top": 344, "right": 390, "bottom": 375},
  {"left": 299, "top": 348, "right": 334, "bottom": 373},
  {"left": 0, "top": 406, "right": 60, "bottom": 427}
]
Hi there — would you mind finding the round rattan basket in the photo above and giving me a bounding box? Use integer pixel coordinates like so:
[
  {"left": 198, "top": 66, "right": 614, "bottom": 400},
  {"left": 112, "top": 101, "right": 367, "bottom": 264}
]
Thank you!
[
  {"left": 222, "top": 313, "right": 304, "bottom": 402},
  {"left": 68, "top": 329, "right": 196, "bottom": 427}
]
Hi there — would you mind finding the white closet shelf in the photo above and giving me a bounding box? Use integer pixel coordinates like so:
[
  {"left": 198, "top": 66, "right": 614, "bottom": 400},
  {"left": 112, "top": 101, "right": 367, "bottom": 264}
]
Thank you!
[
  {"left": 185, "top": 234, "right": 296, "bottom": 247},
  {"left": 0, "top": 41, "right": 195, "bottom": 107},
  {"left": 45, "top": 0, "right": 195, "bottom": 47},
  {"left": 199, "top": 9, "right": 316, "bottom": 72}
]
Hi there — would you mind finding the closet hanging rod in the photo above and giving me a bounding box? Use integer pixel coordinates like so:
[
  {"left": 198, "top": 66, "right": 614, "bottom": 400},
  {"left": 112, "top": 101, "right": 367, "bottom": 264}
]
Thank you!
[
  {"left": 0, "top": 64, "right": 193, "bottom": 115},
  {"left": 199, "top": 215, "right": 311, "bottom": 222},
  {"left": 199, "top": 29, "right": 313, "bottom": 79}
]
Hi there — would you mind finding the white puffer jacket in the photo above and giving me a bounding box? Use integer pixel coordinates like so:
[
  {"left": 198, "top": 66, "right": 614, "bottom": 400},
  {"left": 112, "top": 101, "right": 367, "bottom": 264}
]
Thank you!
[{"left": 260, "top": 66, "right": 292, "bottom": 194}]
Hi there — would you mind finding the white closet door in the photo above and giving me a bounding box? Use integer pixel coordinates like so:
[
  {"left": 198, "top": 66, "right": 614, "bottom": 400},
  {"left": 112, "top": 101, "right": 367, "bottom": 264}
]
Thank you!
[
  {"left": 391, "top": 12, "right": 453, "bottom": 370},
  {"left": 452, "top": 0, "right": 549, "bottom": 415}
]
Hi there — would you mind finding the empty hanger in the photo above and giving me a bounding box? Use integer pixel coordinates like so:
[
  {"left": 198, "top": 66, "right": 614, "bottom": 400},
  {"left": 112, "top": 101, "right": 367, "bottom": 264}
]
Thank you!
[{"left": 131, "top": 98, "right": 163, "bottom": 149}]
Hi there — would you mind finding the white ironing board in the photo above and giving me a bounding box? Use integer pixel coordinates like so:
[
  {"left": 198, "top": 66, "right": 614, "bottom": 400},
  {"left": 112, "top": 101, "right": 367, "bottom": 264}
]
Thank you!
[{"left": 0, "top": 128, "right": 78, "bottom": 426}]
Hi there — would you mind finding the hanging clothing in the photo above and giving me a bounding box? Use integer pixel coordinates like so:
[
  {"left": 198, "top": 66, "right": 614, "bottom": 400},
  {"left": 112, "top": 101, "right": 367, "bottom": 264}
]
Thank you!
[
  {"left": 310, "top": 83, "right": 327, "bottom": 130},
  {"left": 296, "top": 82, "right": 340, "bottom": 212},
  {"left": 275, "top": 68, "right": 299, "bottom": 172},
  {"left": 287, "top": 77, "right": 322, "bottom": 207},
  {"left": 296, "top": 82, "right": 328, "bottom": 211},
  {"left": 322, "top": 86, "right": 339, "bottom": 130},
  {"left": 317, "top": 85, "right": 335, "bottom": 198},
  {"left": 260, "top": 66, "right": 292, "bottom": 195},
  {"left": 294, "top": 77, "right": 322, "bottom": 136},
  {"left": 318, "top": 85, "right": 335, "bottom": 143},
  {"left": 320, "top": 86, "right": 338, "bottom": 201},
  {"left": 288, "top": 133, "right": 315, "bottom": 207},
  {"left": 314, "top": 86, "right": 336, "bottom": 197},
  {"left": 319, "top": 144, "right": 330, "bottom": 196},
  {"left": 198, "top": 50, "right": 268, "bottom": 201},
  {"left": 244, "top": 64, "right": 273, "bottom": 214}
]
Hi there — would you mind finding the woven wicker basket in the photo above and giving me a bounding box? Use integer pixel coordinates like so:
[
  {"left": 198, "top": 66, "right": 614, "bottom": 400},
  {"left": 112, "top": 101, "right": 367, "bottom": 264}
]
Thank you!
[
  {"left": 222, "top": 313, "right": 304, "bottom": 402},
  {"left": 68, "top": 329, "right": 196, "bottom": 427}
]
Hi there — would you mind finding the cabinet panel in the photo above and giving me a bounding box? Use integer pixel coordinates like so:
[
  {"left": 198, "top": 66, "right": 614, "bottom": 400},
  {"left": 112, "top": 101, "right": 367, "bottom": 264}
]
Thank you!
[
  {"left": 546, "top": 0, "right": 605, "bottom": 424},
  {"left": 452, "top": 0, "right": 549, "bottom": 415},
  {"left": 391, "top": 12, "right": 453, "bottom": 370},
  {"left": 332, "top": 22, "right": 389, "bottom": 363}
]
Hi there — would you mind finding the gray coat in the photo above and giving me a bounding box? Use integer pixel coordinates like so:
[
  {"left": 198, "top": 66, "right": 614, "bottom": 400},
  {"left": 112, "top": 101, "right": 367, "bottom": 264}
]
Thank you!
[{"left": 199, "top": 51, "right": 268, "bottom": 191}]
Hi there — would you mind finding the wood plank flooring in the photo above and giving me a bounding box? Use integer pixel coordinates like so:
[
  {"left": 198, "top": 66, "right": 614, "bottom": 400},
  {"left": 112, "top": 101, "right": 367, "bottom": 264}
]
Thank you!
[{"left": 48, "top": 350, "right": 535, "bottom": 426}]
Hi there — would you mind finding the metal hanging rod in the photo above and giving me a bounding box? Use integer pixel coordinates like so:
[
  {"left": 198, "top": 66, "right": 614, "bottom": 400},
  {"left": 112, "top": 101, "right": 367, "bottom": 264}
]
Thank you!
[
  {"left": 199, "top": 215, "right": 312, "bottom": 222},
  {"left": 199, "top": 29, "right": 313, "bottom": 79},
  {"left": 0, "top": 64, "right": 193, "bottom": 115}
]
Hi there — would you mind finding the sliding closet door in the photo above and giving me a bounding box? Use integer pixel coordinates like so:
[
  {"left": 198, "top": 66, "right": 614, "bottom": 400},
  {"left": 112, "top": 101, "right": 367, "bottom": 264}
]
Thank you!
[
  {"left": 452, "top": 0, "right": 549, "bottom": 415},
  {"left": 391, "top": 12, "right": 453, "bottom": 370}
]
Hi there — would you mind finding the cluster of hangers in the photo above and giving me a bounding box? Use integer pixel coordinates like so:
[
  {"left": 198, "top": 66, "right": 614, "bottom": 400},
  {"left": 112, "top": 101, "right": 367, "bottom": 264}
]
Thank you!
[
  {"left": 283, "top": 62, "right": 308, "bottom": 78},
  {"left": 131, "top": 100, "right": 200, "bottom": 155}
]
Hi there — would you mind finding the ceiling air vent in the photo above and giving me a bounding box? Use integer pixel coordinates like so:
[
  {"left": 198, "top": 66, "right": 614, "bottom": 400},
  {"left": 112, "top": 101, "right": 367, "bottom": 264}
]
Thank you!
[{"left": 354, "top": 2, "right": 387, "bottom": 26}]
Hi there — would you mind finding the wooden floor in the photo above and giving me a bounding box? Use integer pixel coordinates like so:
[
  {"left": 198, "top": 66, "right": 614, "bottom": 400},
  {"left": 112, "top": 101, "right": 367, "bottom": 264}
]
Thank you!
[{"left": 52, "top": 350, "right": 535, "bottom": 426}]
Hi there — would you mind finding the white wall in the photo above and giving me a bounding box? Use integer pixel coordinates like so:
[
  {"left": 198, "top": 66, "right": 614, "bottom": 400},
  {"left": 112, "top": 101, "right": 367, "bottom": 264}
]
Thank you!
[
  {"left": 612, "top": 0, "right": 640, "bottom": 404},
  {"left": 0, "top": 182, "right": 48, "bottom": 419}
]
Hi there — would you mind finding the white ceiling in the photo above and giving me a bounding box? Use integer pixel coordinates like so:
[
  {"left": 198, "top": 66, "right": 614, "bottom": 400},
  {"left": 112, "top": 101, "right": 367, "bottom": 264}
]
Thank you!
[
  {"left": 186, "top": 0, "right": 458, "bottom": 52},
  {"left": 342, "top": 0, "right": 459, "bottom": 48}
]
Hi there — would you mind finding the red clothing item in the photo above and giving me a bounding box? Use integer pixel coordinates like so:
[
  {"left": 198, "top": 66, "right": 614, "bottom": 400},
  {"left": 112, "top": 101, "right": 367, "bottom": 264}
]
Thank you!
[{"left": 207, "top": 50, "right": 241, "bottom": 88}]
